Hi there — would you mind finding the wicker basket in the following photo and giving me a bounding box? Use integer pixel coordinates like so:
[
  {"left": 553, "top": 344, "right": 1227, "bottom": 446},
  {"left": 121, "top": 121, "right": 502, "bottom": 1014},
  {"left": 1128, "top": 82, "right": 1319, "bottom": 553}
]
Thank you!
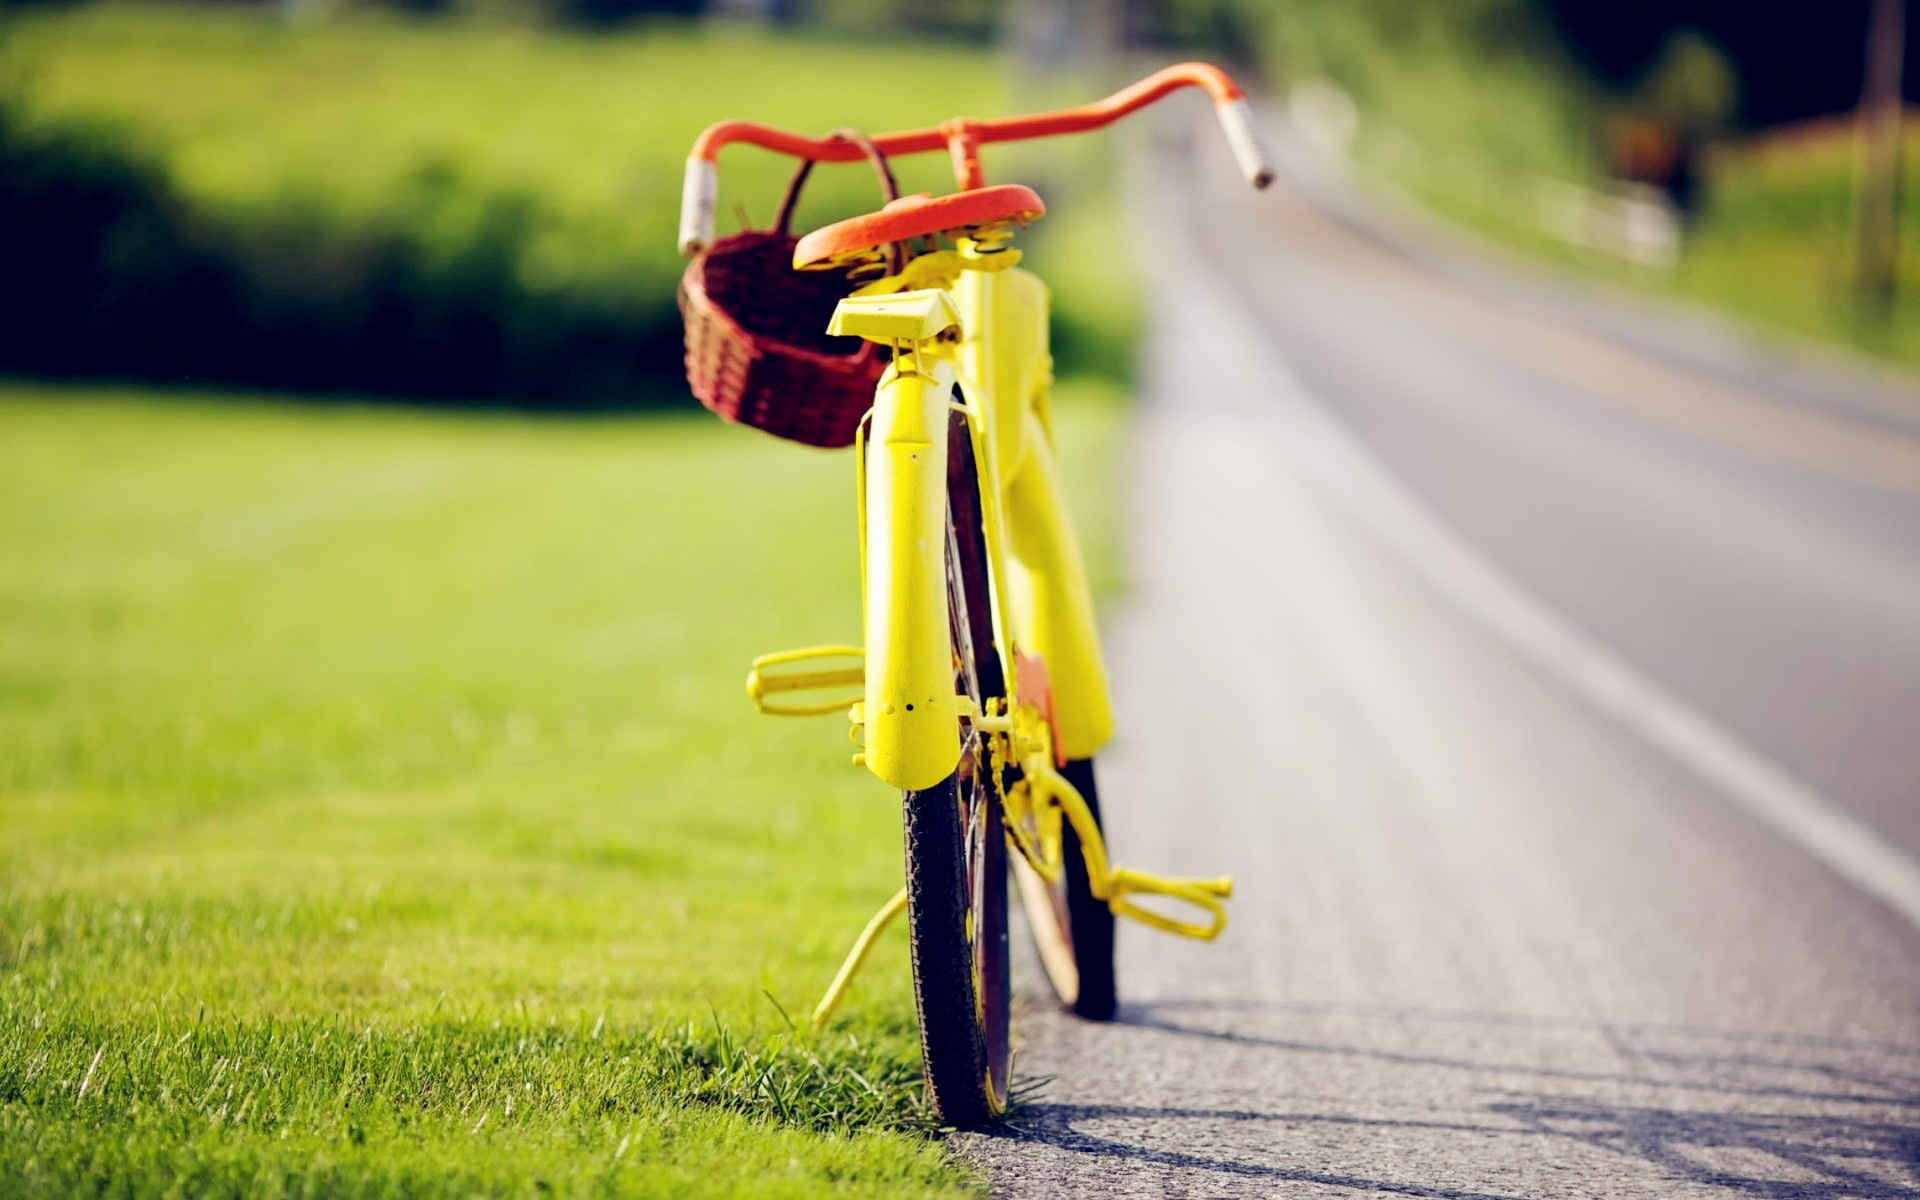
[{"left": 679, "top": 132, "right": 902, "bottom": 449}]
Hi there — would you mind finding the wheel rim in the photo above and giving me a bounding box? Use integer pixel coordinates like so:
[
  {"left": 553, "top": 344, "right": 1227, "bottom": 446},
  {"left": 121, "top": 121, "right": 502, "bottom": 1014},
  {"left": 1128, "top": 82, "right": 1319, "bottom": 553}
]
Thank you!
[
  {"left": 961, "top": 746, "right": 1010, "bottom": 1107},
  {"left": 947, "top": 416, "right": 1010, "bottom": 1113},
  {"left": 1013, "top": 854, "right": 1080, "bottom": 1006},
  {"left": 952, "top": 587, "right": 1009, "bottom": 1111}
]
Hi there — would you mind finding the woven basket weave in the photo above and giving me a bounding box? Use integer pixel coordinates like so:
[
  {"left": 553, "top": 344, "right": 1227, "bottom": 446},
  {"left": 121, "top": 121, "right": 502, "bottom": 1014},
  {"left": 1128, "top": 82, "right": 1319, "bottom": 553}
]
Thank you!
[{"left": 678, "top": 132, "right": 901, "bottom": 449}]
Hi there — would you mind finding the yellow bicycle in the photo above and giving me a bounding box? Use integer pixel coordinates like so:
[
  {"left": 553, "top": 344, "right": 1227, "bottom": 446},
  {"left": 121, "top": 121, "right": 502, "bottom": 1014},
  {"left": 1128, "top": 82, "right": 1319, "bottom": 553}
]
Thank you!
[{"left": 677, "top": 63, "right": 1273, "bottom": 1127}]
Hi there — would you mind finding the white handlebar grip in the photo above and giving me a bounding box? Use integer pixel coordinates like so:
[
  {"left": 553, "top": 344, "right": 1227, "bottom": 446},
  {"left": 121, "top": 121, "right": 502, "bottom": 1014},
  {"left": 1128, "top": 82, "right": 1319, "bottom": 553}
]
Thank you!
[
  {"left": 678, "top": 158, "right": 718, "bottom": 257},
  {"left": 1216, "top": 97, "right": 1276, "bottom": 190}
]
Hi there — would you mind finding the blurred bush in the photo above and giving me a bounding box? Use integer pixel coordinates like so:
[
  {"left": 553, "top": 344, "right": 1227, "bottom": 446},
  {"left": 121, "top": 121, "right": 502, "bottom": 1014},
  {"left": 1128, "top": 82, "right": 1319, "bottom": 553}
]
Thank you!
[
  {"left": 0, "top": 6, "right": 1131, "bottom": 407},
  {"left": 0, "top": 102, "right": 679, "bottom": 405}
]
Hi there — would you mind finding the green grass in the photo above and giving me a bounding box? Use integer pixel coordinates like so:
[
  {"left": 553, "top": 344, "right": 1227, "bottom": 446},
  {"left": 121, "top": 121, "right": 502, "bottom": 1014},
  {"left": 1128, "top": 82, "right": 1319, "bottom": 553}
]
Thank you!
[
  {"left": 0, "top": 8, "right": 997, "bottom": 289},
  {"left": 1671, "top": 124, "right": 1920, "bottom": 366},
  {"left": 0, "top": 382, "right": 1126, "bottom": 1195}
]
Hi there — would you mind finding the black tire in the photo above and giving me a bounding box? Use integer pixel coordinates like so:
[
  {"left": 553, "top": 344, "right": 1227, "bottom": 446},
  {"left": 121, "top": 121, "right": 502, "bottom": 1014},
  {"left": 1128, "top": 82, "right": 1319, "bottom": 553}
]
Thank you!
[
  {"left": 1057, "top": 757, "right": 1118, "bottom": 1019},
  {"left": 901, "top": 408, "right": 1011, "bottom": 1128},
  {"left": 1013, "top": 756, "right": 1118, "bottom": 1021},
  {"left": 903, "top": 765, "right": 1009, "bottom": 1128}
]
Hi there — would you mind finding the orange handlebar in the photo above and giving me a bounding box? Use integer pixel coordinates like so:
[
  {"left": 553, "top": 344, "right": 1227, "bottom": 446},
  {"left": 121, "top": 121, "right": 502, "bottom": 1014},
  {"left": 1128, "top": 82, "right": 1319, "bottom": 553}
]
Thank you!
[
  {"left": 689, "top": 61, "right": 1242, "bottom": 168},
  {"left": 677, "top": 62, "right": 1271, "bottom": 256}
]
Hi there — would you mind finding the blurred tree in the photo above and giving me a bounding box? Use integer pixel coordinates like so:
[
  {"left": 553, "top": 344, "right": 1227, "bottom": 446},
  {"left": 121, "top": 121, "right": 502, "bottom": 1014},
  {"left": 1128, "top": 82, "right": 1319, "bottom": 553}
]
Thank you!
[
  {"left": 1856, "top": 0, "right": 1905, "bottom": 311},
  {"left": 795, "top": 0, "right": 998, "bottom": 41},
  {"left": 1611, "top": 27, "right": 1737, "bottom": 217},
  {"left": 1638, "top": 27, "right": 1738, "bottom": 140},
  {"left": 1127, "top": 0, "right": 1259, "bottom": 55},
  {"left": 559, "top": 0, "right": 700, "bottom": 28},
  {"left": 1538, "top": 0, "right": 1920, "bottom": 127}
]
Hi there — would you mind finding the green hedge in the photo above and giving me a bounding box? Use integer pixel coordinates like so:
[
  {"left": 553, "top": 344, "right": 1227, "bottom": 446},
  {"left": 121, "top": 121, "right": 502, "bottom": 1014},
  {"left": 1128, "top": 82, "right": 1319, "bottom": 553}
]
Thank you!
[{"left": 0, "top": 102, "right": 681, "bottom": 406}]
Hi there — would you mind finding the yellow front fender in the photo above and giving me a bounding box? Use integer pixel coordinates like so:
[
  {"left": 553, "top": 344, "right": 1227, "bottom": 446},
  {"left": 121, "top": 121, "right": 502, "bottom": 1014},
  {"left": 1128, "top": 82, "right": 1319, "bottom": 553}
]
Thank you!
[{"left": 861, "top": 357, "right": 961, "bottom": 792}]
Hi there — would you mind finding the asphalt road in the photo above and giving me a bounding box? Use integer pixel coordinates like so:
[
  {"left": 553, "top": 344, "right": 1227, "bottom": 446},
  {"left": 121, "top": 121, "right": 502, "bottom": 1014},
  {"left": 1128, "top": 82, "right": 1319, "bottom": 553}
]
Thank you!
[{"left": 960, "top": 119, "right": 1920, "bottom": 1197}]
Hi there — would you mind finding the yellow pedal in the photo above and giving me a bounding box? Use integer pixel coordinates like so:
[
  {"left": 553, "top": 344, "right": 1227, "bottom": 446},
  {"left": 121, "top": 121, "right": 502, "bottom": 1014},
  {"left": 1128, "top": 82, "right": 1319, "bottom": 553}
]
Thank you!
[
  {"left": 745, "top": 645, "right": 864, "bottom": 717},
  {"left": 1102, "top": 867, "right": 1232, "bottom": 941}
]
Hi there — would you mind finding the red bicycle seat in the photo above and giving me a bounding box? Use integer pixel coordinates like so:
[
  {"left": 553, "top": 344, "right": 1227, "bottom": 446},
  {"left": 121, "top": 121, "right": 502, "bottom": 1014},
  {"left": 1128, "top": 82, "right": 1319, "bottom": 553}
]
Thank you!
[{"left": 793, "top": 185, "right": 1046, "bottom": 269}]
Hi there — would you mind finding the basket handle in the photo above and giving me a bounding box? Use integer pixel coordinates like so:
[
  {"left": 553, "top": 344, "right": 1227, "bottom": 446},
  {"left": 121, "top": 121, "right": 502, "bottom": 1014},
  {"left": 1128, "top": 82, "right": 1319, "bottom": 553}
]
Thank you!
[{"left": 773, "top": 129, "right": 905, "bottom": 273}]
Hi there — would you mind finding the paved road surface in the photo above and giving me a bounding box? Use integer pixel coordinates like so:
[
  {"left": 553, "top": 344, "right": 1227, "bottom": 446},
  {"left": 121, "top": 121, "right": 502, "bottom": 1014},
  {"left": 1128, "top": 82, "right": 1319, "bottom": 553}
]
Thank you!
[{"left": 961, "top": 117, "right": 1920, "bottom": 1197}]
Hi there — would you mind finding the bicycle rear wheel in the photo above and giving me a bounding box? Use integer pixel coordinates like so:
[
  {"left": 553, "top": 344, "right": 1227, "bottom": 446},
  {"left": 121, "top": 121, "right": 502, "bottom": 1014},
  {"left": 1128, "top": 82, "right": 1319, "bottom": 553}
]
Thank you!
[
  {"left": 1012, "top": 756, "right": 1118, "bottom": 1020},
  {"left": 902, "top": 410, "right": 1011, "bottom": 1128}
]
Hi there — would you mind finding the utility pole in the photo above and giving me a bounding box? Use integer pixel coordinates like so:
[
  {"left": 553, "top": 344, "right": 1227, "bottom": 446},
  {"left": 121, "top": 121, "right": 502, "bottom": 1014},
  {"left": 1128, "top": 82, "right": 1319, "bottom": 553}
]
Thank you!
[{"left": 1857, "top": 0, "right": 1907, "bottom": 314}]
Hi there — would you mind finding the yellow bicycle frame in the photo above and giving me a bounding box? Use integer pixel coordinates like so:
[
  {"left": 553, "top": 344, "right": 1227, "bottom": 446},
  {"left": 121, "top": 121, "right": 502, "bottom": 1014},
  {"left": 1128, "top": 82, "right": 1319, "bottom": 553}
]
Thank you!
[
  {"left": 750, "top": 245, "right": 1230, "bottom": 1031},
  {"left": 845, "top": 244, "right": 1113, "bottom": 793}
]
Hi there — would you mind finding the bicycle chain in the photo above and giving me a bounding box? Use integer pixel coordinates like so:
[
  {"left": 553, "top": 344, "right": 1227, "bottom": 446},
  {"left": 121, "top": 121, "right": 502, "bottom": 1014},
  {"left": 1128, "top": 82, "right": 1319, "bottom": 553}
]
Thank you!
[{"left": 980, "top": 700, "right": 1060, "bottom": 879}]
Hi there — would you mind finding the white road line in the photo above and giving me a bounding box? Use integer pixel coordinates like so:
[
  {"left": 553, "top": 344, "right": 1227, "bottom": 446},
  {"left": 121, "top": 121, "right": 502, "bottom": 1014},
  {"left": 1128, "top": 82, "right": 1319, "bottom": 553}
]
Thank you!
[{"left": 1170, "top": 257, "right": 1920, "bottom": 938}]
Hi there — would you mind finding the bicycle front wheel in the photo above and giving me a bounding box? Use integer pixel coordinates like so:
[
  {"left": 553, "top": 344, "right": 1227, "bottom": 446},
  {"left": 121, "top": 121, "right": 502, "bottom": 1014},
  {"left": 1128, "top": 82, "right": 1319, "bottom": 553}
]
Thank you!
[{"left": 903, "top": 410, "right": 1012, "bottom": 1128}]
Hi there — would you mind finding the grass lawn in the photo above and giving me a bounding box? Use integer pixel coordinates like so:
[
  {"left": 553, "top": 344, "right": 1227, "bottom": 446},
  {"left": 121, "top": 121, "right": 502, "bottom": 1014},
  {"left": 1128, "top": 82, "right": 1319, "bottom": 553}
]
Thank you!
[
  {"left": 1668, "top": 122, "right": 1920, "bottom": 368},
  {"left": 0, "top": 6, "right": 1006, "bottom": 278},
  {"left": 0, "top": 380, "right": 1126, "bottom": 1195}
]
